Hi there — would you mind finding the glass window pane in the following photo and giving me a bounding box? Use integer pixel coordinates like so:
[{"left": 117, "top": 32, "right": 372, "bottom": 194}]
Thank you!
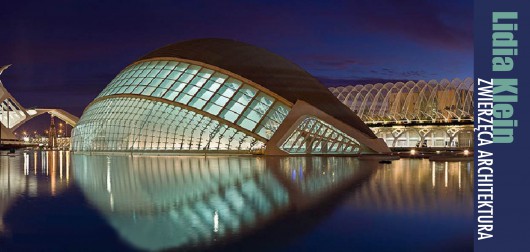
[
  {"left": 204, "top": 103, "right": 222, "bottom": 115},
  {"left": 220, "top": 110, "right": 238, "bottom": 122},
  {"left": 188, "top": 97, "right": 207, "bottom": 110}
]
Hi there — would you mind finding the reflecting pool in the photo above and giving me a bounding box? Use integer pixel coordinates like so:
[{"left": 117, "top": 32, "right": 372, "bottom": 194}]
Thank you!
[{"left": 0, "top": 151, "right": 472, "bottom": 251}]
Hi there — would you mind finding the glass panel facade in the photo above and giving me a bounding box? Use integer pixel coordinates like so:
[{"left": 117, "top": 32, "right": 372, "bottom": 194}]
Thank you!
[
  {"left": 73, "top": 59, "right": 372, "bottom": 154},
  {"left": 280, "top": 117, "right": 361, "bottom": 154},
  {"left": 71, "top": 97, "right": 265, "bottom": 152},
  {"left": 96, "top": 60, "right": 290, "bottom": 140}
]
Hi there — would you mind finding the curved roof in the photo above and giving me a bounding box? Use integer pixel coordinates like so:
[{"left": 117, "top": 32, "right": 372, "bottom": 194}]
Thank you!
[
  {"left": 139, "top": 38, "right": 376, "bottom": 138},
  {"left": 329, "top": 78, "right": 474, "bottom": 124}
]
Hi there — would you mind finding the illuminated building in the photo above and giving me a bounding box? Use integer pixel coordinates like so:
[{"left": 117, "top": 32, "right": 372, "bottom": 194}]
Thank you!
[
  {"left": 329, "top": 79, "right": 474, "bottom": 148},
  {"left": 72, "top": 39, "right": 389, "bottom": 154},
  {"left": 48, "top": 116, "right": 58, "bottom": 148},
  {"left": 0, "top": 66, "right": 78, "bottom": 145}
]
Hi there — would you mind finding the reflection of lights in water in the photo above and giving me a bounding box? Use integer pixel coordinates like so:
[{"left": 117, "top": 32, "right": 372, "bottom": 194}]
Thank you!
[
  {"left": 432, "top": 161, "right": 436, "bottom": 188},
  {"left": 1, "top": 151, "right": 71, "bottom": 201},
  {"left": 110, "top": 194, "right": 114, "bottom": 212},
  {"left": 299, "top": 165, "right": 303, "bottom": 180},
  {"left": 1, "top": 151, "right": 73, "bottom": 232},
  {"left": 107, "top": 156, "right": 113, "bottom": 211},
  {"left": 60, "top": 151, "right": 63, "bottom": 180},
  {"left": 107, "top": 157, "right": 114, "bottom": 212},
  {"left": 24, "top": 153, "right": 29, "bottom": 175},
  {"left": 51, "top": 151, "right": 57, "bottom": 196},
  {"left": 66, "top": 151, "right": 70, "bottom": 183},
  {"left": 73, "top": 155, "right": 370, "bottom": 251},
  {"left": 106, "top": 162, "right": 112, "bottom": 193},
  {"left": 41, "top": 151, "right": 47, "bottom": 175},
  {"left": 214, "top": 211, "right": 219, "bottom": 233},
  {"left": 34, "top": 152, "right": 38, "bottom": 175},
  {"left": 445, "top": 162, "right": 448, "bottom": 188},
  {"left": 347, "top": 159, "right": 473, "bottom": 217},
  {"left": 458, "top": 162, "right": 462, "bottom": 190}
]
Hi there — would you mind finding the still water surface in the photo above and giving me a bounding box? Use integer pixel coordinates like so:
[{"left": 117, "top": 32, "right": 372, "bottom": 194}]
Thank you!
[{"left": 0, "top": 151, "right": 472, "bottom": 251}]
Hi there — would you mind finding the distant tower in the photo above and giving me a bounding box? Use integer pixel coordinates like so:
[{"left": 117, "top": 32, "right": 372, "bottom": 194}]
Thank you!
[{"left": 48, "top": 116, "right": 57, "bottom": 149}]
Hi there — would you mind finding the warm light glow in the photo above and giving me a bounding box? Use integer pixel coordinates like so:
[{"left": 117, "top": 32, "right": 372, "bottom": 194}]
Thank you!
[
  {"left": 411, "top": 149, "right": 416, "bottom": 155},
  {"left": 463, "top": 150, "right": 469, "bottom": 156},
  {"left": 329, "top": 78, "right": 474, "bottom": 125},
  {"left": 24, "top": 153, "right": 30, "bottom": 175},
  {"left": 34, "top": 152, "right": 38, "bottom": 175},
  {"left": 27, "top": 109, "right": 38, "bottom": 115},
  {"left": 432, "top": 161, "right": 436, "bottom": 188},
  {"left": 445, "top": 162, "right": 448, "bottom": 187},
  {"left": 51, "top": 151, "right": 57, "bottom": 196},
  {"left": 59, "top": 151, "right": 63, "bottom": 180}
]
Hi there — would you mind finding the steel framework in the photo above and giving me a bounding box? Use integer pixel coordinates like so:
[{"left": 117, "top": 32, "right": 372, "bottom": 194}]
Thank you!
[
  {"left": 1, "top": 67, "right": 79, "bottom": 144},
  {"left": 329, "top": 78, "right": 474, "bottom": 124}
]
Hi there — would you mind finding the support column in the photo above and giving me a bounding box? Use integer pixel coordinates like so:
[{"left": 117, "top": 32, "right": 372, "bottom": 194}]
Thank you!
[
  {"left": 417, "top": 128, "right": 432, "bottom": 147},
  {"left": 390, "top": 128, "right": 405, "bottom": 147},
  {"left": 446, "top": 127, "right": 461, "bottom": 147}
]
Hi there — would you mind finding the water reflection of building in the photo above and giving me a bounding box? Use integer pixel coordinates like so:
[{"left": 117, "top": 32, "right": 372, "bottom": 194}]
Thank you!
[
  {"left": 73, "top": 154, "right": 377, "bottom": 251},
  {"left": 0, "top": 151, "right": 72, "bottom": 233},
  {"left": 347, "top": 159, "right": 473, "bottom": 216},
  {"left": 0, "top": 155, "right": 25, "bottom": 233}
]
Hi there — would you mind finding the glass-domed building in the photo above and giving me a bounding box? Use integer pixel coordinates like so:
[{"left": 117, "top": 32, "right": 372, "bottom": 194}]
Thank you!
[{"left": 71, "top": 39, "right": 389, "bottom": 155}]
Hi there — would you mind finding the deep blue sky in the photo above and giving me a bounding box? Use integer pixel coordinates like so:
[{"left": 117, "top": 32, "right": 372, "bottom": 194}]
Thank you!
[{"left": 0, "top": 0, "right": 472, "bottom": 131}]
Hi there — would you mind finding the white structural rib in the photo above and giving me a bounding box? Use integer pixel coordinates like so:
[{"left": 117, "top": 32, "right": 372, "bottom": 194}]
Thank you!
[
  {"left": 329, "top": 78, "right": 474, "bottom": 124},
  {"left": 266, "top": 100, "right": 390, "bottom": 155},
  {"left": 1, "top": 70, "right": 79, "bottom": 139}
]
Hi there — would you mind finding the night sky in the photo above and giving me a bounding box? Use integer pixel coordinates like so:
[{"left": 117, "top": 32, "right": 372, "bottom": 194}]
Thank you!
[{"left": 0, "top": 0, "right": 472, "bottom": 132}]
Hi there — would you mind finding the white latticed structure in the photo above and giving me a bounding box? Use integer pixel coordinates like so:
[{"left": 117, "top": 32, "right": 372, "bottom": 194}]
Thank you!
[
  {"left": 329, "top": 79, "right": 474, "bottom": 148},
  {"left": 329, "top": 78, "right": 473, "bottom": 124},
  {"left": 1, "top": 66, "right": 79, "bottom": 144}
]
